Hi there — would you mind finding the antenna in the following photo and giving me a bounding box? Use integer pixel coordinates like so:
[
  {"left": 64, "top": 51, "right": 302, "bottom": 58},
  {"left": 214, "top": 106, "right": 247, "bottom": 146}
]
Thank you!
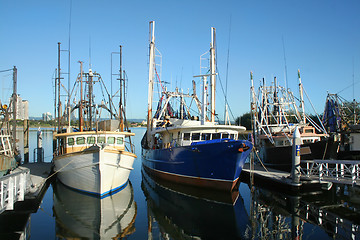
[
  {"left": 282, "top": 36, "right": 288, "bottom": 90},
  {"left": 224, "top": 15, "right": 232, "bottom": 123},
  {"left": 68, "top": 0, "right": 72, "bottom": 103},
  {"left": 353, "top": 57, "right": 356, "bottom": 123},
  {"left": 89, "top": 35, "right": 92, "bottom": 69},
  {"left": 67, "top": 0, "right": 72, "bottom": 128}
]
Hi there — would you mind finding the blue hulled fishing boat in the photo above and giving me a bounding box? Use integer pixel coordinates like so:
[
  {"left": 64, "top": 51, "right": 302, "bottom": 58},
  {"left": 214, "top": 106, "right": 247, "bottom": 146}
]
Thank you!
[{"left": 141, "top": 21, "right": 252, "bottom": 192}]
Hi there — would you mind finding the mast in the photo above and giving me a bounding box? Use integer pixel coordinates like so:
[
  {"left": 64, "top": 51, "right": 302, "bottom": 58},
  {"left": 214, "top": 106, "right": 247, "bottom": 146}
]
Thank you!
[
  {"left": 194, "top": 74, "right": 215, "bottom": 125},
  {"left": 147, "top": 21, "right": 156, "bottom": 143},
  {"left": 57, "top": 42, "right": 61, "bottom": 133},
  {"left": 192, "top": 80, "right": 202, "bottom": 113},
  {"left": 298, "top": 69, "right": 306, "bottom": 124},
  {"left": 119, "top": 45, "right": 124, "bottom": 132},
  {"left": 12, "top": 66, "right": 17, "bottom": 151},
  {"left": 89, "top": 69, "right": 93, "bottom": 129},
  {"left": 274, "top": 76, "right": 279, "bottom": 124},
  {"left": 203, "top": 76, "right": 208, "bottom": 125},
  {"left": 79, "top": 61, "right": 84, "bottom": 132},
  {"left": 250, "top": 72, "right": 257, "bottom": 145},
  {"left": 210, "top": 27, "right": 216, "bottom": 122}
]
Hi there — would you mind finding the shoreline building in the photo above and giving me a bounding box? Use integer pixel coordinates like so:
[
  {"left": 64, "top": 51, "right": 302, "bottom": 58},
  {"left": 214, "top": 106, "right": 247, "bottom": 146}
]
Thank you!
[
  {"left": 8, "top": 94, "right": 28, "bottom": 120},
  {"left": 42, "top": 112, "right": 53, "bottom": 121}
]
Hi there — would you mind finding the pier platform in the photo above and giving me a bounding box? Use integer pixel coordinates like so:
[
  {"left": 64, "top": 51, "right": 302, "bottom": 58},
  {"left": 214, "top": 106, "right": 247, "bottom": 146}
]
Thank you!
[
  {"left": 240, "top": 163, "right": 332, "bottom": 193},
  {"left": 0, "top": 162, "right": 53, "bottom": 239},
  {"left": 21, "top": 162, "right": 53, "bottom": 199}
]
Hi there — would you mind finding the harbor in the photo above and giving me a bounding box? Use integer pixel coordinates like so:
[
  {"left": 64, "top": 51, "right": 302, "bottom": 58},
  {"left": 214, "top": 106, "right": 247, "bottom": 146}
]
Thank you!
[
  {"left": 1, "top": 1, "right": 360, "bottom": 239},
  {"left": 0, "top": 128, "right": 358, "bottom": 239}
]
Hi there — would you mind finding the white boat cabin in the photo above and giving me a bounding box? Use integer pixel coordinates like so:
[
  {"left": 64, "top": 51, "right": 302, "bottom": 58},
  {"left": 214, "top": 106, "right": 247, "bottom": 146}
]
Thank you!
[
  {"left": 149, "top": 118, "right": 245, "bottom": 149},
  {"left": 258, "top": 126, "right": 327, "bottom": 147},
  {"left": 54, "top": 131, "right": 134, "bottom": 154}
]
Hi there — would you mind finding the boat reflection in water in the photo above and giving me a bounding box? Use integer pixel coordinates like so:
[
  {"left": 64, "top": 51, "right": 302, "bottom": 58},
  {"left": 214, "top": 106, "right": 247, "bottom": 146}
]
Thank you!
[
  {"left": 52, "top": 180, "right": 137, "bottom": 239},
  {"left": 141, "top": 168, "right": 251, "bottom": 239}
]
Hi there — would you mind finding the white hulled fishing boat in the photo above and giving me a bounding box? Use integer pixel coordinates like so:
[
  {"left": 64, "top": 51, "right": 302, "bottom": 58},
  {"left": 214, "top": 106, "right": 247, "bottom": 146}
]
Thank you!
[{"left": 53, "top": 46, "right": 136, "bottom": 198}]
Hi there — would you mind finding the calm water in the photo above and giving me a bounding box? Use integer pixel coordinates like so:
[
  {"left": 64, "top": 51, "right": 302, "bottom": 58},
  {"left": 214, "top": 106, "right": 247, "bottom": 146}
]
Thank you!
[{"left": 6, "top": 128, "right": 360, "bottom": 239}]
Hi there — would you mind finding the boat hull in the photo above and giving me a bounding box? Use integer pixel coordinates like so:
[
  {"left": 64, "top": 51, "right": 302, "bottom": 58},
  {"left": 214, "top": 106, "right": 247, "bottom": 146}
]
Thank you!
[
  {"left": 259, "top": 138, "right": 338, "bottom": 171},
  {"left": 141, "top": 139, "right": 252, "bottom": 191},
  {"left": 53, "top": 146, "right": 136, "bottom": 198}
]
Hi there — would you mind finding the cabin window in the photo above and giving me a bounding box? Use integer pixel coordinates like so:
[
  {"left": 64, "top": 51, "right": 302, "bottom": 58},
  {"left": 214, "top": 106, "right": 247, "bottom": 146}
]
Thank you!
[
  {"left": 222, "top": 133, "right": 229, "bottom": 139},
  {"left": 67, "top": 137, "right": 74, "bottom": 146},
  {"left": 305, "top": 129, "right": 313, "bottom": 133},
  {"left": 212, "top": 133, "right": 221, "bottom": 140},
  {"left": 229, "top": 134, "right": 235, "bottom": 139},
  {"left": 97, "top": 137, "right": 106, "bottom": 144},
  {"left": 87, "top": 137, "right": 95, "bottom": 144},
  {"left": 117, "top": 137, "right": 124, "bottom": 145},
  {"left": 201, "top": 133, "right": 211, "bottom": 140},
  {"left": 108, "top": 137, "right": 115, "bottom": 144},
  {"left": 192, "top": 133, "right": 200, "bottom": 141},
  {"left": 183, "top": 133, "right": 190, "bottom": 141},
  {"left": 76, "top": 137, "right": 85, "bottom": 145}
]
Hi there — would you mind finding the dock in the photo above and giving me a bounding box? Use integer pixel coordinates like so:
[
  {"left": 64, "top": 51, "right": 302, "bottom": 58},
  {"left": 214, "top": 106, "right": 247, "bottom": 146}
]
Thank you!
[
  {"left": 0, "top": 162, "right": 53, "bottom": 239},
  {"left": 21, "top": 162, "right": 53, "bottom": 199},
  {"left": 240, "top": 163, "right": 333, "bottom": 193}
]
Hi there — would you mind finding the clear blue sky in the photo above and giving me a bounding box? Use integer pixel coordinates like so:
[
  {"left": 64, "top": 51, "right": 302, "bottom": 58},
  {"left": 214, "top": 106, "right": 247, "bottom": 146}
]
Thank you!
[{"left": 0, "top": 0, "right": 359, "bottom": 120}]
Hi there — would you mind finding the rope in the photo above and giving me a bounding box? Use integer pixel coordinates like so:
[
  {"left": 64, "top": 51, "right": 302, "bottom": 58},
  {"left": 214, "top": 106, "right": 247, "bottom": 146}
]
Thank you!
[
  {"left": 252, "top": 146, "right": 270, "bottom": 173},
  {"left": 31, "top": 150, "right": 89, "bottom": 189}
]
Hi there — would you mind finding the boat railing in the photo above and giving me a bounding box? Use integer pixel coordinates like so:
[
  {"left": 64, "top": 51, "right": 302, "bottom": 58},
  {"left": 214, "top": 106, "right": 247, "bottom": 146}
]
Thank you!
[
  {"left": 0, "top": 168, "right": 30, "bottom": 214},
  {"left": 301, "top": 160, "right": 360, "bottom": 185}
]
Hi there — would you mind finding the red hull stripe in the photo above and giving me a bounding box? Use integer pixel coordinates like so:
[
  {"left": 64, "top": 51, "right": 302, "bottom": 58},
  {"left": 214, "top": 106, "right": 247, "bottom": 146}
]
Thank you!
[{"left": 143, "top": 165, "right": 239, "bottom": 192}]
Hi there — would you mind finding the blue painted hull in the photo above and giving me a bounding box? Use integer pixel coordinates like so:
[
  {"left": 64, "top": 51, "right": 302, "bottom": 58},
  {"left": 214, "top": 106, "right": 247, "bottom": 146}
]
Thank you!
[{"left": 142, "top": 139, "right": 253, "bottom": 191}]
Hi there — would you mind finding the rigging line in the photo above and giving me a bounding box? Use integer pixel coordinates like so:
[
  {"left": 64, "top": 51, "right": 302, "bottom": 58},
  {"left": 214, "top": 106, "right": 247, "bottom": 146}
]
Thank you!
[
  {"left": 302, "top": 86, "right": 327, "bottom": 134},
  {"left": 0, "top": 69, "right": 13, "bottom": 73},
  {"left": 336, "top": 80, "right": 360, "bottom": 94},
  {"left": 224, "top": 15, "right": 232, "bottom": 122},
  {"left": 216, "top": 66, "right": 236, "bottom": 121}
]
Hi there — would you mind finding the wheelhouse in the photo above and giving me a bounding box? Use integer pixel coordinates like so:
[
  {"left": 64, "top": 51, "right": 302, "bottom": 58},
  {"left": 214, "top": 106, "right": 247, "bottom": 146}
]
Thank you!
[{"left": 54, "top": 131, "right": 133, "bottom": 155}]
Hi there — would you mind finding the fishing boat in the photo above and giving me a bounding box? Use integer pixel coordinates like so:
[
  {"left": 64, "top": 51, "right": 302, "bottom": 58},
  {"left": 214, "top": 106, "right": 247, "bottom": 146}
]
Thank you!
[
  {"left": 250, "top": 71, "right": 336, "bottom": 171},
  {"left": 0, "top": 103, "right": 19, "bottom": 176},
  {"left": 141, "top": 21, "right": 253, "bottom": 192},
  {"left": 53, "top": 46, "right": 136, "bottom": 198},
  {"left": 322, "top": 93, "right": 360, "bottom": 160}
]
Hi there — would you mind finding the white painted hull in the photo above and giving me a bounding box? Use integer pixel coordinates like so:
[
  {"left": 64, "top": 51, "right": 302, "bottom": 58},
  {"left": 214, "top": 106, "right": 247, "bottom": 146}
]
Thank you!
[{"left": 54, "top": 146, "right": 136, "bottom": 197}]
